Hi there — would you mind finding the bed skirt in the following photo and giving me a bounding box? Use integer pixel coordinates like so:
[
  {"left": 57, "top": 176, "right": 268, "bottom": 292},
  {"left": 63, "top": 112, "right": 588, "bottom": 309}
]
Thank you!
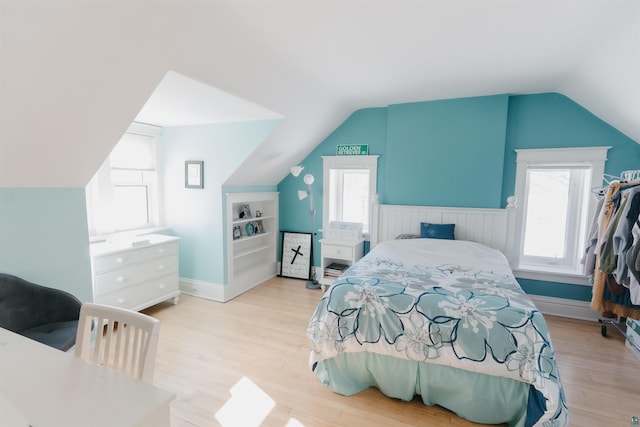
[{"left": 313, "top": 352, "right": 545, "bottom": 427}]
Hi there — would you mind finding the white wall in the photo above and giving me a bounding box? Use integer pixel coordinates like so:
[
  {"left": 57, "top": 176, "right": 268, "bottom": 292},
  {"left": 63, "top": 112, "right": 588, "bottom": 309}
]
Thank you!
[{"left": 158, "top": 120, "right": 281, "bottom": 285}]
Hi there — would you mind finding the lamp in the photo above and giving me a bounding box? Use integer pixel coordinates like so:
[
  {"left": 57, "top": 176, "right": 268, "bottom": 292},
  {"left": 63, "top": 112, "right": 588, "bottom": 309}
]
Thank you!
[
  {"left": 291, "top": 166, "right": 320, "bottom": 289},
  {"left": 290, "top": 165, "right": 304, "bottom": 177}
]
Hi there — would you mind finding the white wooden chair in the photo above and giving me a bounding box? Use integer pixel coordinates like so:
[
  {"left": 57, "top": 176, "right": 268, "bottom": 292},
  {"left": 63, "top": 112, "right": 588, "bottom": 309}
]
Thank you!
[{"left": 74, "top": 303, "right": 161, "bottom": 383}]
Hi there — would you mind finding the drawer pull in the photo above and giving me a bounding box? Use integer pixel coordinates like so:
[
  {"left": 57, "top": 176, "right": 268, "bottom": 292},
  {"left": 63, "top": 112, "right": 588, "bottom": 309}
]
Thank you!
[
  {"left": 159, "top": 283, "right": 166, "bottom": 289},
  {"left": 157, "top": 248, "right": 165, "bottom": 254},
  {"left": 116, "top": 257, "right": 125, "bottom": 264},
  {"left": 158, "top": 264, "right": 165, "bottom": 270},
  {"left": 116, "top": 276, "right": 125, "bottom": 283},
  {"left": 117, "top": 298, "right": 125, "bottom": 304}
]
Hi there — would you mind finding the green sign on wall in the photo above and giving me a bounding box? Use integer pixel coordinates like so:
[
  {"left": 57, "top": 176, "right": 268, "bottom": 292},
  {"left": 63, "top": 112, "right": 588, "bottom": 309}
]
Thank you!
[{"left": 336, "top": 144, "right": 369, "bottom": 156}]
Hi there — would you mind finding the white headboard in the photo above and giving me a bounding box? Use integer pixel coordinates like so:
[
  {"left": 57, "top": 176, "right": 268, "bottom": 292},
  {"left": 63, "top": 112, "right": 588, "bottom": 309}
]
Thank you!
[{"left": 371, "top": 196, "right": 517, "bottom": 263}]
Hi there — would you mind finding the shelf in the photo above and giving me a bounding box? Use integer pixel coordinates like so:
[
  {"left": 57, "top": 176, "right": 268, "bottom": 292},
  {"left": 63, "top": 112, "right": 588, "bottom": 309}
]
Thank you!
[
  {"left": 232, "top": 215, "right": 273, "bottom": 226},
  {"left": 226, "top": 192, "right": 279, "bottom": 292},
  {"left": 232, "top": 231, "right": 272, "bottom": 244}
]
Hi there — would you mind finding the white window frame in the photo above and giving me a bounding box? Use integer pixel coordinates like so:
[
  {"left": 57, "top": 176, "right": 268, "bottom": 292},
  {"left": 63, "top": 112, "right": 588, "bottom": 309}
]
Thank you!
[
  {"left": 322, "top": 155, "right": 379, "bottom": 238},
  {"left": 86, "top": 123, "right": 161, "bottom": 238},
  {"left": 512, "top": 146, "right": 610, "bottom": 284}
]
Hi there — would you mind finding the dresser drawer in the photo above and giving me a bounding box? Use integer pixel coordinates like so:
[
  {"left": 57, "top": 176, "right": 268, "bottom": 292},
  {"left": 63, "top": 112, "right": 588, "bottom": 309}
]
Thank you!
[
  {"left": 93, "top": 255, "right": 178, "bottom": 296},
  {"left": 93, "top": 242, "right": 177, "bottom": 274},
  {"left": 322, "top": 244, "right": 354, "bottom": 259},
  {"left": 95, "top": 274, "right": 179, "bottom": 310}
]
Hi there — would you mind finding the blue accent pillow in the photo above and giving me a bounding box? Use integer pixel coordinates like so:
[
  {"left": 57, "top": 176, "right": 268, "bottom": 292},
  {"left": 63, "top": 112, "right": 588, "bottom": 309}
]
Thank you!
[{"left": 420, "top": 223, "right": 455, "bottom": 240}]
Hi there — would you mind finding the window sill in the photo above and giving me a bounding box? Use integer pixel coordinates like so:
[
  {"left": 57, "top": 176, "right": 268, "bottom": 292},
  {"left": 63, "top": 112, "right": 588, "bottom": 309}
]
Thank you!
[{"left": 513, "top": 265, "right": 590, "bottom": 286}]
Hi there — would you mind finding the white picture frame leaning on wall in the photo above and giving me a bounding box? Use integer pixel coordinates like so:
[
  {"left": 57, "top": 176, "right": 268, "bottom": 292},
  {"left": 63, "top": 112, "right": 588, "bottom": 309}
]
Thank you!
[{"left": 280, "top": 231, "right": 312, "bottom": 280}]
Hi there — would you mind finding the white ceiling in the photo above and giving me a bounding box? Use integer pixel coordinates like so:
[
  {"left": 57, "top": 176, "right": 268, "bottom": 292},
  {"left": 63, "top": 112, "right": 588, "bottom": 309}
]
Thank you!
[{"left": 1, "top": 0, "right": 638, "bottom": 187}]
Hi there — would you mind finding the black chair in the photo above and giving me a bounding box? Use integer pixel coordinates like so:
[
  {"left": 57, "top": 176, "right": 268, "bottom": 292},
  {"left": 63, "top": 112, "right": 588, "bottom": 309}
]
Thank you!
[{"left": 0, "top": 273, "right": 82, "bottom": 351}]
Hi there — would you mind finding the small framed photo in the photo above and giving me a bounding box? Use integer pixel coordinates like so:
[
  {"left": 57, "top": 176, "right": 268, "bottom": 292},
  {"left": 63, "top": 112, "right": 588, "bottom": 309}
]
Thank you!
[
  {"left": 185, "top": 161, "right": 204, "bottom": 189},
  {"left": 255, "top": 220, "right": 264, "bottom": 234},
  {"left": 239, "top": 204, "right": 252, "bottom": 219},
  {"left": 233, "top": 226, "right": 241, "bottom": 240}
]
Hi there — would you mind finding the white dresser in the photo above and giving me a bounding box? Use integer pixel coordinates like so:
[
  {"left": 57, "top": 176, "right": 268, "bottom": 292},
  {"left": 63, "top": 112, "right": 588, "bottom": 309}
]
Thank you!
[{"left": 90, "top": 234, "right": 180, "bottom": 311}]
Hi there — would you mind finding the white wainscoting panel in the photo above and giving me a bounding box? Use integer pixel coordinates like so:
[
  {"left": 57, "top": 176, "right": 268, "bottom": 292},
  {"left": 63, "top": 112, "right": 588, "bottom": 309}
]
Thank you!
[{"left": 373, "top": 204, "right": 514, "bottom": 261}]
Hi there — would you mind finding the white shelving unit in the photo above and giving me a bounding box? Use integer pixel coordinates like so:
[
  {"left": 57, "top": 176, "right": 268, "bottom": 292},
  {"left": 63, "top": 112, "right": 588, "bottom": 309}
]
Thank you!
[{"left": 226, "top": 192, "right": 279, "bottom": 290}]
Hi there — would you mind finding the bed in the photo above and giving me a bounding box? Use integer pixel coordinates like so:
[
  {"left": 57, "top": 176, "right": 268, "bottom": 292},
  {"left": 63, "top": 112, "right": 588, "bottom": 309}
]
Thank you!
[{"left": 306, "top": 202, "right": 568, "bottom": 427}]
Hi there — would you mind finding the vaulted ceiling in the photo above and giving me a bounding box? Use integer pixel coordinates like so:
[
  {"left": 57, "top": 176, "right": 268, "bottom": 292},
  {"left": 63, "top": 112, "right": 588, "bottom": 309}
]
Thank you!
[{"left": 1, "top": 0, "right": 638, "bottom": 187}]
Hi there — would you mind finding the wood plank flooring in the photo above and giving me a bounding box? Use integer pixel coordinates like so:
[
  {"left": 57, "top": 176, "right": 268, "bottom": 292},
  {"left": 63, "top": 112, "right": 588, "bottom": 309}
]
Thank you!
[{"left": 143, "top": 277, "right": 639, "bottom": 427}]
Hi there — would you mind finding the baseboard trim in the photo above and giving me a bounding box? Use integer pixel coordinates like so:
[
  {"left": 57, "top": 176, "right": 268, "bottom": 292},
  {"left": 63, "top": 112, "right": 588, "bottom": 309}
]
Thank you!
[
  {"left": 224, "top": 274, "right": 277, "bottom": 302},
  {"left": 529, "top": 294, "right": 600, "bottom": 322},
  {"left": 179, "top": 278, "right": 225, "bottom": 302},
  {"left": 179, "top": 275, "right": 277, "bottom": 303}
]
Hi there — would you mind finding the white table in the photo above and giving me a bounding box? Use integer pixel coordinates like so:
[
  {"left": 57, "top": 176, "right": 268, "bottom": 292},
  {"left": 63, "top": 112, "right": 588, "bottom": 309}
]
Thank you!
[{"left": 0, "top": 328, "right": 174, "bottom": 427}]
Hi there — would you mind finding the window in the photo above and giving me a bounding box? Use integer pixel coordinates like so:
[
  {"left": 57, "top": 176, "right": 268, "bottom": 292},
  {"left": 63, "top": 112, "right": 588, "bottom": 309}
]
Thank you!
[
  {"left": 86, "top": 123, "right": 161, "bottom": 237},
  {"left": 322, "top": 155, "right": 378, "bottom": 235},
  {"left": 513, "top": 147, "right": 610, "bottom": 279}
]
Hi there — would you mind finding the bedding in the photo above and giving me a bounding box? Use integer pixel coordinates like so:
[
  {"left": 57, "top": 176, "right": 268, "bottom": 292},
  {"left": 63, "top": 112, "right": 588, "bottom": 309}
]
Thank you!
[{"left": 307, "top": 238, "right": 568, "bottom": 427}]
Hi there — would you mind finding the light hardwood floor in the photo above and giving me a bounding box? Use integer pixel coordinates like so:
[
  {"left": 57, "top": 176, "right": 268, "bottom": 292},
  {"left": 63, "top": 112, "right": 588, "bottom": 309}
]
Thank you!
[{"left": 143, "top": 277, "right": 639, "bottom": 427}]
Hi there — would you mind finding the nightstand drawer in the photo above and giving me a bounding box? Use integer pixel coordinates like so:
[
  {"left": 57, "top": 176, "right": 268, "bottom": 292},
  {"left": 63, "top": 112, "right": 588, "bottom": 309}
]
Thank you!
[{"left": 323, "top": 244, "right": 354, "bottom": 259}]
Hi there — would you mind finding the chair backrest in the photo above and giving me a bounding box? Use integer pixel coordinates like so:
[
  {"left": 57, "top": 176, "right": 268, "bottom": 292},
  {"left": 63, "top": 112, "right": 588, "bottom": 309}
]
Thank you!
[{"left": 74, "top": 303, "right": 160, "bottom": 383}]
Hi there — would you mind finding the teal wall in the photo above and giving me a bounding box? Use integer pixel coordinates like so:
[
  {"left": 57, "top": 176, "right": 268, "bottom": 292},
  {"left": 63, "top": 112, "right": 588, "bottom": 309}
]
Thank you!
[
  {"left": 501, "top": 93, "right": 640, "bottom": 205},
  {"left": 0, "top": 188, "right": 93, "bottom": 302},
  {"left": 385, "top": 95, "right": 508, "bottom": 207},
  {"left": 280, "top": 107, "right": 388, "bottom": 237},
  {"left": 278, "top": 92, "right": 640, "bottom": 302},
  {"left": 157, "top": 119, "right": 280, "bottom": 285}
]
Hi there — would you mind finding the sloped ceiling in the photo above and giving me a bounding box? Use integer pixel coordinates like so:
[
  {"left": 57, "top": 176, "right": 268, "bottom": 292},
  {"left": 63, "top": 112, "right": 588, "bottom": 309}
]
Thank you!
[{"left": 0, "top": 0, "right": 638, "bottom": 188}]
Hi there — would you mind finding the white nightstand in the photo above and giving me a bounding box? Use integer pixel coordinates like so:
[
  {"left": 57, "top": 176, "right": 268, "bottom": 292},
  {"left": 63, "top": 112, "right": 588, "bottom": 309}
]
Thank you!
[{"left": 319, "top": 238, "right": 365, "bottom": 291}]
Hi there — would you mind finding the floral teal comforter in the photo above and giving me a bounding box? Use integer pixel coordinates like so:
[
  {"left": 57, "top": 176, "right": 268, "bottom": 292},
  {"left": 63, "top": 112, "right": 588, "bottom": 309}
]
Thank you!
[{"left": 307, "top": 238, "right": 568, "bottom": 426}]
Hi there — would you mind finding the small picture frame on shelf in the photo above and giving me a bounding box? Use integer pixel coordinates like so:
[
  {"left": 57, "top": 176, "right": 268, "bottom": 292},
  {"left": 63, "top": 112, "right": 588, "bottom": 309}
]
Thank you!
[
  {"left": 233, "top": 226, "right": 241, "bottom": 240},
  {"left": 255, "top": 210, "right": 262, "bottom": 217},
  {"left": 239, "top": 204, "right": 252, "bottom": 219},
  {"left": 232, "top": 207, "right": 240, "bottom": 220},
  {"left": 255, "top": 220, "right": 264, "bottom": 234}
]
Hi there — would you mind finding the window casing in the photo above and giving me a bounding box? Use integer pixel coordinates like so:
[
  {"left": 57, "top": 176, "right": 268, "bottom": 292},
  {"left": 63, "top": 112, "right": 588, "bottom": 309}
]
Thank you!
[
  {"left": 512, "top": 147, "right": 609, "bottom": 280},
  {"left": 322, "top": 155, "right": 378, "bottom": 236},
  {"left": 86, "top": 124, "right": 160, "bottom": 237}
]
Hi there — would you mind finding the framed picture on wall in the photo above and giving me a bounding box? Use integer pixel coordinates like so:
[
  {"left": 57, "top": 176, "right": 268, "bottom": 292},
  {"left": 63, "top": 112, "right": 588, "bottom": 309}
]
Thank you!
[{"left": 185, "top": 161, "right": 204, "bottom": 189}]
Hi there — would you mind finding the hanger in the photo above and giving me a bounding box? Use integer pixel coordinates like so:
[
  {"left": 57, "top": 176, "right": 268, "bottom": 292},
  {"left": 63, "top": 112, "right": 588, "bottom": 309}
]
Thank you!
[
  {"left": 602, "top": 174, "right": 619, "bottom": 185},
  {"left": 621, "top": 169, "right": 640, "bottom": 182}
]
